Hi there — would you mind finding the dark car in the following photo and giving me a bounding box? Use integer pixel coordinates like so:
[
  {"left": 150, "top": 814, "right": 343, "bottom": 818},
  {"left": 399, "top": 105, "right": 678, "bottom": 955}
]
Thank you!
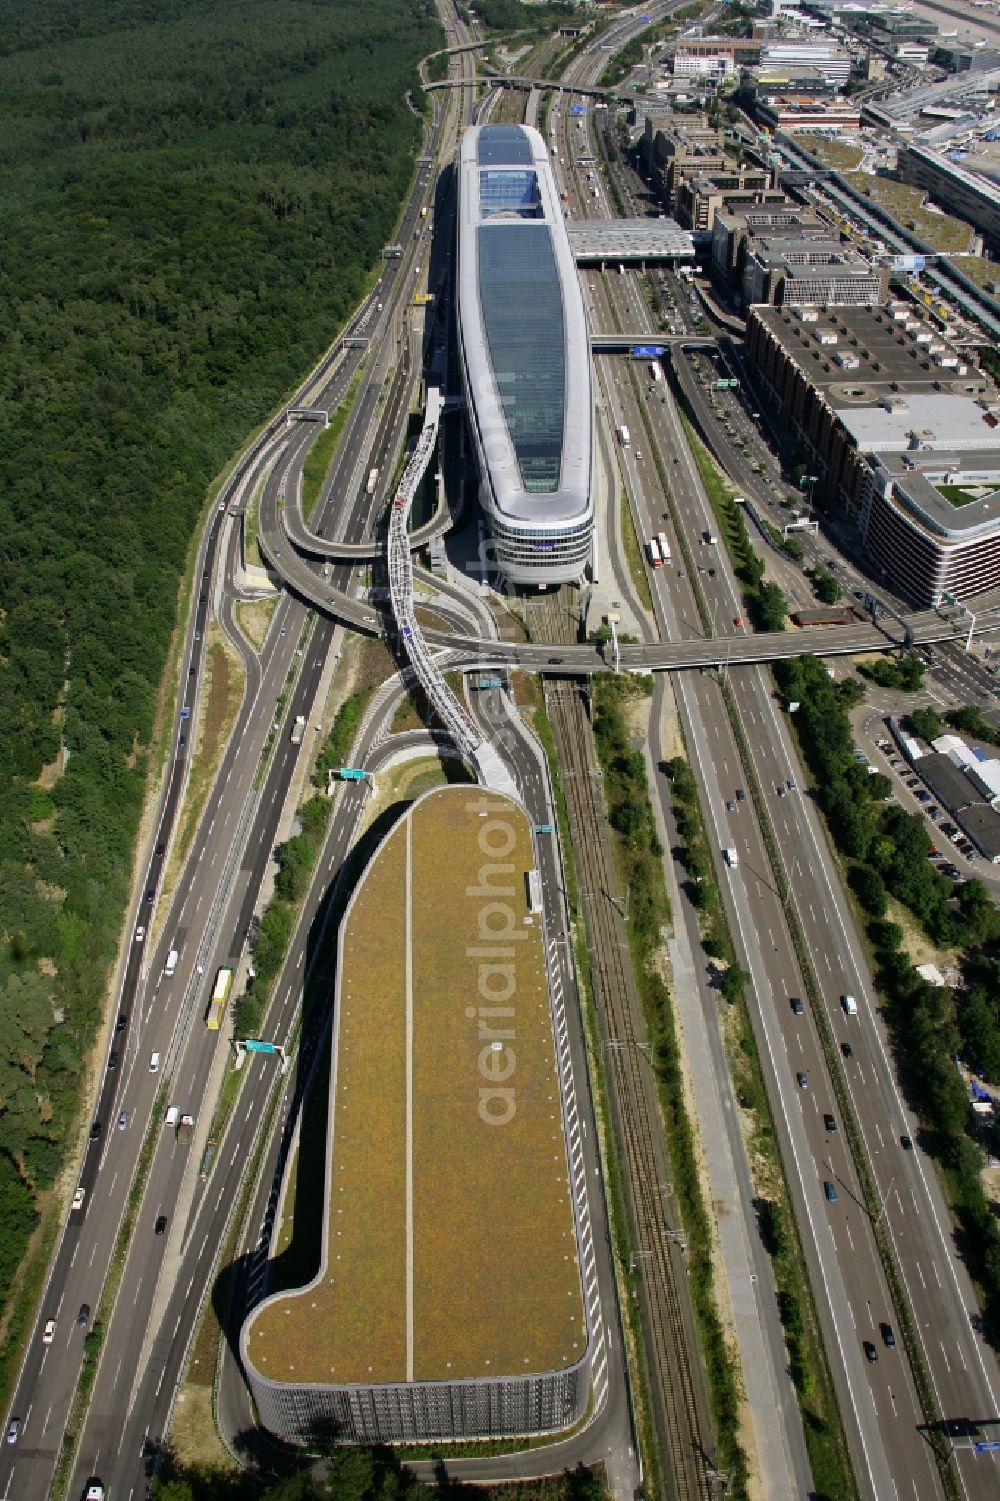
[
  {"left": 824, "top": 1113, "right": 837, "bottom": 1133},
  {"left": 735, "top": 788, "right": 746, "bottom": 802},
  {"left": 179, "top": 735, "right": 186, "bottom": 747},
  {"left": 880, "top": 1322, "right": 896, "bottom": 1349},
  {"left": 145, "top": 889, "right": 155, "bottom": 904},
  {"left": 863, "top": 1340, "right": 878, "bottom": 1364},
  {"left": 791, "top": 996, "right": 804, "bottom": 1015},
  {"left": 77, "top": 1303, "right": 90, "bottom": 1326},
  {"left": 107, "top": 1051, "right": 118, "bottom": 1071},
  {"left": 901, "top": 1134, "right": 913, "bottom": 1151},
  {"left": 841, "top": 1041, "right": 853, "bottom": 1059},
  {"left": 823, "top": 1180, "right": 838, "bottom": 1203},
  {"left": 116, "top": 1014, "right": 127, "bottom": 1033},
  {"left": 155, "top": 1215, "right": 168, "bottom": 1236},
  {"left": 155, "top": 841, "right": 165, "bottom": 856},
  {"left": 89, "top": 1121, "right": 101, "bottom": 1140},
  {"left": 797, "top": 1071, "right": 809, "bottom": 1089}
]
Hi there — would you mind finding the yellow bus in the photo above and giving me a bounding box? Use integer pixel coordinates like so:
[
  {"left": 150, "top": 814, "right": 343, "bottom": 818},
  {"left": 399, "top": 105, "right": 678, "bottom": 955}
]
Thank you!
[{"left": 206, "top": 965, "right": 233, "bottom": 1030}]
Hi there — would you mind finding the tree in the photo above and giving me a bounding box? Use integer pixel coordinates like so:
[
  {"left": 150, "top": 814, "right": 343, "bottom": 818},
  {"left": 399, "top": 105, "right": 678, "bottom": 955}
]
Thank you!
[
  {"left": 813, "top": 569, "right": 841, "bottom": 604},
  {"left": 850, "top": 863, "right": 887, "bottom": 918},
  {"left": 909, "top": 706, "right": 943, "bottom": 744},
  {"left": 755, "top": 580, "right": 788, "bottom": 632}
]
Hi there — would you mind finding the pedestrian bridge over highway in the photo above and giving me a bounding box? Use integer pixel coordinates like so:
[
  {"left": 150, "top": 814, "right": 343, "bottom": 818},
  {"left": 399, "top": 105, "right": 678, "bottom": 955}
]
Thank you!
[{"left": 385, "top": 386, "right": 517, "bottom": 796}]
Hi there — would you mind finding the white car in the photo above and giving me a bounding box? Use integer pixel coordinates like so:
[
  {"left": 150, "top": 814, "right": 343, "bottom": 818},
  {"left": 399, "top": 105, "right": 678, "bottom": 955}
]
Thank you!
[
  {"left": 85, "top": 1485, "right": 105, "bottom": 1501},
  {"left": 72, "top": 1187, "right": 86, "bottom": 1212},
  {"left": 42, "top": 1319, "right": 56, "bottom": 1344},
  {"left": 134, "top": 925, "right": 145, "bottom": 943}
]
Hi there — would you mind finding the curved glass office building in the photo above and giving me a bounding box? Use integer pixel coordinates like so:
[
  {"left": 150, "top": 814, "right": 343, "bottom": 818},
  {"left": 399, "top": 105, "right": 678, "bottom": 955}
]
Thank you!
[{"left": 457, "top": 125, "right": 594, "bottom": 586}]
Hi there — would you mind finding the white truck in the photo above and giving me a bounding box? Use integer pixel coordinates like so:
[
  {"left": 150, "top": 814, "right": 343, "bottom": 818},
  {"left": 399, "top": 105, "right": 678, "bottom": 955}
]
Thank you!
[
  {"left": 841, "top": 993, "right": 858, "bottom": 1016},
  {"left": 164, "top": 948, "right": 179, "bottom": 977},
  {"left": 618, "top": 424, "right": 631, "bottom": 448},
  {"left": 289, "top": 714, "right": 306, "bottom": 745},
  {"left": 723, "top": 847, "right": 739, "bottom": 868}
]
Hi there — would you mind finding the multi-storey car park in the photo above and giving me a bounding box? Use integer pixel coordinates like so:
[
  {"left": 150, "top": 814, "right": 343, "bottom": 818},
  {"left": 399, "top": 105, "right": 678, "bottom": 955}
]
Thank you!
[
  {"left": 242, "top": 786, "right": 593, "bottom": 1444},
  {"left": 457, "top": 124, "right": 594, "bottom": 586},
  {"left": 746, "top": 300, "right": 1000, "bottom": 603}
]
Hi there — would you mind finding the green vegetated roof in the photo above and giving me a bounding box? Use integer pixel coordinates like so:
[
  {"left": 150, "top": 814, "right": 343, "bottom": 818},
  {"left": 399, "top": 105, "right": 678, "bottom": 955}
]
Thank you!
[{"left": 247, "top": 786, "right": 585, "bottom": 1387}]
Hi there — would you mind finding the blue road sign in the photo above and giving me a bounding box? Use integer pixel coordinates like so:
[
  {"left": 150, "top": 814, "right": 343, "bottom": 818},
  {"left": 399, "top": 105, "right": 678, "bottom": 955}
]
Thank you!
[
  {"left": 478, "top": 678, "right": 503, "bottom": 689},
  {"left": 533, "top": 824, "right": 554, "bottom": 834},
  {"left": 244, "top": 1040, "right": 275, "bottom": 1054},
  {"left": 340, "top": 767, "right": 366, "bottom": 780},
  {"left": 632, "top": 345, "right": 666, "bottom": 358},
  {"left": 569, "top": 104, "right": 587, "bottom": 115},
  {"left": 974, "top": 1442, "right": 1000, "bottom": 1453}
]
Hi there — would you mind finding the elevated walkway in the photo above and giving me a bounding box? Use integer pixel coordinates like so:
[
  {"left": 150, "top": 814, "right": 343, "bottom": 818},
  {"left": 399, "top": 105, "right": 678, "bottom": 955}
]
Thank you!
[
  {"left": 591, "top": 333, "right": 717, "bottom": 353},
  {"left": 385, "top": 388, "right": 517, "bottom": 796}
]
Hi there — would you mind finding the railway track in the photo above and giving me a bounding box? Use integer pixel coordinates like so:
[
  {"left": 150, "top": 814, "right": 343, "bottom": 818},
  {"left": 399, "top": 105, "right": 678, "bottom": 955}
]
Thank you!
[{"left": 528, "top": 592, "right": 713, "bottom": 1501}]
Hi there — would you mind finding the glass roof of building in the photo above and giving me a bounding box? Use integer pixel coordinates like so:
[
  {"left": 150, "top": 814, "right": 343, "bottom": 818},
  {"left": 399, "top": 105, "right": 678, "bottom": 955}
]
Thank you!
[
  {"left": 477, "top": 125, "right": 534, "bottom": 166},
  {"left": 477, "top": 223, "right": 565, "bottom": 494}
]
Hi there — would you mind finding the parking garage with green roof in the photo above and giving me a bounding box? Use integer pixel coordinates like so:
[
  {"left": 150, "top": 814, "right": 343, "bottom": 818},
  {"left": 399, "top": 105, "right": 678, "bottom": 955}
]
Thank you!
[{"left": 242, "top": 785, "right": 591, "bottom": 1444}]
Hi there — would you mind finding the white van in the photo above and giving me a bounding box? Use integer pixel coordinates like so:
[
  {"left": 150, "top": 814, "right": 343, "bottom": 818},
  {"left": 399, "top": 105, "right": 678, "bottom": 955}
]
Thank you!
[
  {"left": 841, "top": 993, "right": 858, "bottom": 1016},
  {"left": 149, "top": 1051, "right": 160, "bottom": 1073},
  {"left": 165, "top": 1105, "right": 179, "bottom": 1128},
  {"left": 164, "top": 948, "right": 179, "bottom": 977}
]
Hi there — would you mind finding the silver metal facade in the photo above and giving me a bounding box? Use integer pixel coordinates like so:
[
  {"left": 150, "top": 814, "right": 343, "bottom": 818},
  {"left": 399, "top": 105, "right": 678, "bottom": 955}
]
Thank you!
[
  {"left": 249, "top": 1356, "right": 591, "bottom": 1446},
  {"left": 457, "top": 124, "right": 594, "bottom": 586}
]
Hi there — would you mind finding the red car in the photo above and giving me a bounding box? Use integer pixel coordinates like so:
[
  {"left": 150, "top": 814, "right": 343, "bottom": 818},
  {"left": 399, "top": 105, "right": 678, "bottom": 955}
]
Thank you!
[{"left": 733, "top": 616, "right": 744, "bottom": 628}]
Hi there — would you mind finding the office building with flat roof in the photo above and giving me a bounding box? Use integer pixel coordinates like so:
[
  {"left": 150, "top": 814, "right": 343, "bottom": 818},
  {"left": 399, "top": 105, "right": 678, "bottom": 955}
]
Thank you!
[
  {"left": 746, "top": 302, "right": 1000, "bottom": 602},
  {"left": 711, "top": 203, "right": 829, "bottom": 278},
  {"left": 741, "top": 237, "right": 886, "bottom": 307},
  {"left": 759, "top": 38, "right": 852, "bottom": 83},
  {"left": 675, "top": 164, "right": 782, "bottom": 233},
  {"left": 456, "top": 125, "right": 593, "bottom": 586}
]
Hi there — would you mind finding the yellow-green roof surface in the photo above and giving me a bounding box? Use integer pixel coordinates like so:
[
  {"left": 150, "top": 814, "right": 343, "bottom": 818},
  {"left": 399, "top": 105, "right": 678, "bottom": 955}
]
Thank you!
[{"left": 248, "top": 786, "right": 585, "bottom": 1385}]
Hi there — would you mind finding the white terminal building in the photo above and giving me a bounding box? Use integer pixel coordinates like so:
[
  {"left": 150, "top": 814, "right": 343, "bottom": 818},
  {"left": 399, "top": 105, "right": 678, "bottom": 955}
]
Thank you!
[{"left": 457, "top": 125, "right": 594, "bottom": 587}]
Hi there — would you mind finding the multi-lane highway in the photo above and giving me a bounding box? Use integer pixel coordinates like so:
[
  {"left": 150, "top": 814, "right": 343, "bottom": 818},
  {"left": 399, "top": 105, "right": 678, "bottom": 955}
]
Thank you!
[
  {"left": 562, "top": 98, "right": 1000, "bottom": 1500},
  {"left": 7, "top": 5, "right": 1000, "bottom": 1501}
]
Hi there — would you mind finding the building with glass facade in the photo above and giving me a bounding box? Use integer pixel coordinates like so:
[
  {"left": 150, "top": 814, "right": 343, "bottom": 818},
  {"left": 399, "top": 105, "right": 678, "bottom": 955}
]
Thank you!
[{"left": 457, "top": 125, "right": 594, "bottom": 586}]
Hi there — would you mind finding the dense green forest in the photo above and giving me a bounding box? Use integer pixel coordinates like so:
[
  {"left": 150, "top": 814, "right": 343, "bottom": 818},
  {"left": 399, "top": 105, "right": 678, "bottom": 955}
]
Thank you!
[{"left": 0, "top": 0, "right": 439, "bottom": 1375}]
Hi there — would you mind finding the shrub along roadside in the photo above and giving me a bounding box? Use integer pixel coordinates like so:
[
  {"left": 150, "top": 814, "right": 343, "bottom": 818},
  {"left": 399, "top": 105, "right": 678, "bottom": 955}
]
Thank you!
[
  {"left": 235, "top": 685, "right": 374, "bottom": 1037},
  {"left": 661, "top": 758, "right": 737, "bottom": 974},
  {"left": 675, "top": 407, "right": 788, "bottom": 632},
  {"left": 775, "top": 655, "right": 1000, "bottom": 1358},
  {"left": 591, "top": 673, "right": 749, "bottom": 1500}
]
